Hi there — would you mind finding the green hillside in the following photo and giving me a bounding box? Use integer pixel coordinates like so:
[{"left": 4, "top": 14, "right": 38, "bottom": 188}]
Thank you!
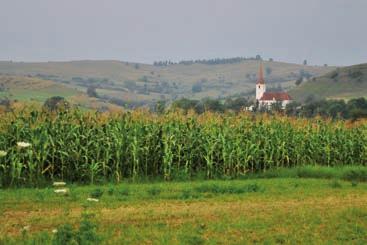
[
  {"left": 0, "top": 60, "right": 333, "bottom": 107},
  {"left": 290, "top": 63, "right": 367, "bottom": 102},
  {"left": 0, "top": 75, "right": 122, "bottom": 111}
]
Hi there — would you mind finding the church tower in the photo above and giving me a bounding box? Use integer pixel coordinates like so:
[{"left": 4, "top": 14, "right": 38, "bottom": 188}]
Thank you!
[{"left": 256, "top": 63, "right": 266, "bottom": 100}]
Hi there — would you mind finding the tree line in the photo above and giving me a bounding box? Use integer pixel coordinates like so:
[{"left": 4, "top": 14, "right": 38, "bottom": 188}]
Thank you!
[
  {"left": 153, "top": 55, "right": 263, "bottom": 66},
  {"left": 161, "top": 97, "right": 367, "bottom": 120}
]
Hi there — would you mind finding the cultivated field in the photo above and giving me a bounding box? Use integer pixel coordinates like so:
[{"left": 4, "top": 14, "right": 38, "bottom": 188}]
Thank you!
[
  {"left": 0, "top": 109, "right": 366, "bottom": 244},
  {"left": 0, "top": 109, "right": 366, "bottom": 187}
]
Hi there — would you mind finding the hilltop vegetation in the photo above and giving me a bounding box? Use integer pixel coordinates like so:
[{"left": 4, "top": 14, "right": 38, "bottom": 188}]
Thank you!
[
  {"left": 290, "top": 63, "right": 367, "bottom": 101},
  {"left": 0, "top": 59, "right": 333, "bottom": 109}
]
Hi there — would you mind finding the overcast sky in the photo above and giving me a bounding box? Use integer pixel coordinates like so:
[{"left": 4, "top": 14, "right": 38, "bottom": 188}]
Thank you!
[{"left": 1, "top": 0, "right": 366, "bottom": 66}]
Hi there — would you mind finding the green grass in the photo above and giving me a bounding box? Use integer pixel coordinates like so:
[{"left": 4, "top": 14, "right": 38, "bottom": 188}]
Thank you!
[
  {"left": 247, "top": 165, "right": 367, "bottom": 182},
  {"left": 10, "top": 89, "right": 77, "bottom": 102},
  {"left": 1, "top": 168, "right": 367, "bottom": 244}
]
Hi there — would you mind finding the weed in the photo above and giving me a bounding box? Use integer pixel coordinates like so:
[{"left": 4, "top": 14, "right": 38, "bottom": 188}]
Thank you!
[
  {"left": 119, "top": 187, "right": 129, "bottom": 196},
  {"left": 180, "top": 233, "right": 205, "bottom": 245},
  {"left": 53, "top": 224, "right": 75, "bottom": 245},
  {"left": 89, "top": 188, "right": 104, "bottom": 199},
  {"left": 179, "top": 189, "right": 199, "bottom": 200},
  {"left": 330, "top": 180, "right": 342, "bottom": 188},
  {"left": 351, "top": 180, "right": 359, "bottom": 187},
  {"left": 342, "top": 168, "right": 367, "bottom": 182},
  {"left": 35, "top": 191, "right": 45, "bottom": 201},
  {"left": 76, "top": 213, "right": 101, "bottom": 244},
  {"left": 147, "top": 186, "right": 161, "bottom": 196},
  {"left": 195, "top": 183, "right": 262, "bottom": 194},
  {"left": 52, "top": 213, "right": 101, "bottom": 245},
  {"left": 107, "top": 187, "right": 114, "bottom": 196}
]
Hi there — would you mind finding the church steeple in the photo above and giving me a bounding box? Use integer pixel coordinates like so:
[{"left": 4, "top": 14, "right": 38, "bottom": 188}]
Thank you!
[
  {"left": 256, "top": 62, "right": 265, "bottom": 85},
  {"left": 256, "top": 62, "right": 266, "bottom": 100}
]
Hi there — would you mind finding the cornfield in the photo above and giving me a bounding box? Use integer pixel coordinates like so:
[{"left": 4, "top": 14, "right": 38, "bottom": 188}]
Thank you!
[{"left": 0, "top": 108, "right": 366, "bottom": 187}]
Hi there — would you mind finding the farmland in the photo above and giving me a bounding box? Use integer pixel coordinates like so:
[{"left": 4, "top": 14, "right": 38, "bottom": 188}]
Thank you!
[
  {"left": 0, "top": 60, "right": 334, "bottom": 107},
  {"left": 1, "top": 177, "right": 367, "bottom": 244},
  {"left": 0, "top": 109, "right": 366, "bottom": 244},
  {"left": 0, "top": 109, "right": 366, "bottom": 187},
  {"left": 0, "top": 75, "right": 123, "bottom": 111}
]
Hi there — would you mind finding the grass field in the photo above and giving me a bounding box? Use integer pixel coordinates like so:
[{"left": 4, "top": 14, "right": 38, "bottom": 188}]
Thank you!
[{"left": 1, "top": 170, "right": 367, "bottom": 244}]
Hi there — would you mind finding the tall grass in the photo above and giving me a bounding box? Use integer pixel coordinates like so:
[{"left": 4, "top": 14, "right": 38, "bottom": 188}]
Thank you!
[{"left": 0, "top": 108, "right": 366, "bottom": 187}]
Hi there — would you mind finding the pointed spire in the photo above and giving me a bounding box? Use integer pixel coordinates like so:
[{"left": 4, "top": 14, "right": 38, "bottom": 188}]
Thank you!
[{"left": 257, "top": 62, "right": 265, "bottom": 85}]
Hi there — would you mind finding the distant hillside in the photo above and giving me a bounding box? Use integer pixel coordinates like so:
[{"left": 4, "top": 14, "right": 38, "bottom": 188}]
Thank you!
[
  {"left": 290, "top": 63, "right": 367, "bottom": 101},
  {"left": 0, "top": 75, "right": 122, "bottom": 111},
  {"left": 0, "top": 59, "right": 334, "bottom": 107}
]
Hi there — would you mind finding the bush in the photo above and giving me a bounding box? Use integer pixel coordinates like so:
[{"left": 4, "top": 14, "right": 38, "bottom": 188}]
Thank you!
[
  {"left": 43, "top": 96, "right": 70, "bottom": 112},
  {"left": 53, "top": 213, "right": 101, "bottom": 245},
  {"left": 53, "top": 224, "right": 75, "bottom": 245},
  {"left": 86, "top": 86, "right": 98, "bottom": 98},
  {"left": 76, "top": 213, "right": 101, "bottom": 244},
  {"left": 192, "top": 83, "right": 203, "bottom": 93}
]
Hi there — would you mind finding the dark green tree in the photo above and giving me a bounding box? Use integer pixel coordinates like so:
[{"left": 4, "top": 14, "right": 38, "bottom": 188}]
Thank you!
[
  {"left": 87, "top": 86, "right": 98, "bottom": 98},
  {"left": 43, "top": 96, "right": 70, "bottom": 112}
]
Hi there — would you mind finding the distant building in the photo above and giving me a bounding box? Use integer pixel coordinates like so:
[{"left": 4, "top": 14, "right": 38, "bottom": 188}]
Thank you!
[{"left": 256, "top": 63, "right": 292, "bottom": 108}]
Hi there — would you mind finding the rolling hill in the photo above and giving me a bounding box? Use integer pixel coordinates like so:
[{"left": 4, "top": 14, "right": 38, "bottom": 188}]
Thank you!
[
  {"left": 0, "top": 75, "right": 122, "bottom": 111},
  {"left": 0, "top": 59, "right": 334, "bottom": 108},
  {"left": 290, "top": 63, "right": 367, "bottom": 102}
]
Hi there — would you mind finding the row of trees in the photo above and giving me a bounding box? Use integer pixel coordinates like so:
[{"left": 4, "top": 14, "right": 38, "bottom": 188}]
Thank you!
[
  {"left": 169, "top": 97, "right": 251, "bottom": 114},
  {"left": 153, "top": 55, "right": 263, "bottom": 66},
  {"left": 159, "top": 97, "right": 367, "bottom": 120},
  {"left": 284, "top": 97, "right": 367, "bottom": 120}
]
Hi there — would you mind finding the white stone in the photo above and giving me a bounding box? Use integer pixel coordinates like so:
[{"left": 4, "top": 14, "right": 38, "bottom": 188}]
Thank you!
[
  {"left": 17, "top": 142, "right": 32, "bottom": 148},
  {"left": 87, "top": 198, "right": 99, "bottom": 202},
  {"left": 54, "top": 188, "right": 69, "bottom": 194},
  {"left": 0, "top": 151, "right": 7, "bottom": 157},
  {"left": 53, "top": 182, "right": 66, "bottom": 187}
]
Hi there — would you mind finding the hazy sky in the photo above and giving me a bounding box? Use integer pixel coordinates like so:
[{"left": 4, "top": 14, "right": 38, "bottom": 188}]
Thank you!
[{"left": 1, "top": 0, "right": 366, "bottom": 66}]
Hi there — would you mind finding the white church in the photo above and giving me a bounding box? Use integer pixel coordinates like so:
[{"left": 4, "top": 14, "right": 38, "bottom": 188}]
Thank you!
[{"left": 255, "top": 63, "right": 292, "bottom": 108}]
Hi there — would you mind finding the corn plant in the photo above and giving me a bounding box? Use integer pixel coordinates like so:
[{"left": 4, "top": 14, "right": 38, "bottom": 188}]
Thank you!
[{"left": 0, "top": 107, "right": 366, "bottom": 187}]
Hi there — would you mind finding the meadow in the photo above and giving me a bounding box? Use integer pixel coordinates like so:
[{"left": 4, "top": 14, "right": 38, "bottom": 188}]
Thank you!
[
  {"left": 1, "top": 176, "right": 367, "bottom": 244},
  {"left": 0, "top": 108, "right": 366, "bottom": 244}
]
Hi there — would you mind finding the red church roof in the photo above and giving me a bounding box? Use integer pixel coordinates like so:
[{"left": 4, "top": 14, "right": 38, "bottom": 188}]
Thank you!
[{"left": 260, "top": 92, "right": 292, "bottom": 101}]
